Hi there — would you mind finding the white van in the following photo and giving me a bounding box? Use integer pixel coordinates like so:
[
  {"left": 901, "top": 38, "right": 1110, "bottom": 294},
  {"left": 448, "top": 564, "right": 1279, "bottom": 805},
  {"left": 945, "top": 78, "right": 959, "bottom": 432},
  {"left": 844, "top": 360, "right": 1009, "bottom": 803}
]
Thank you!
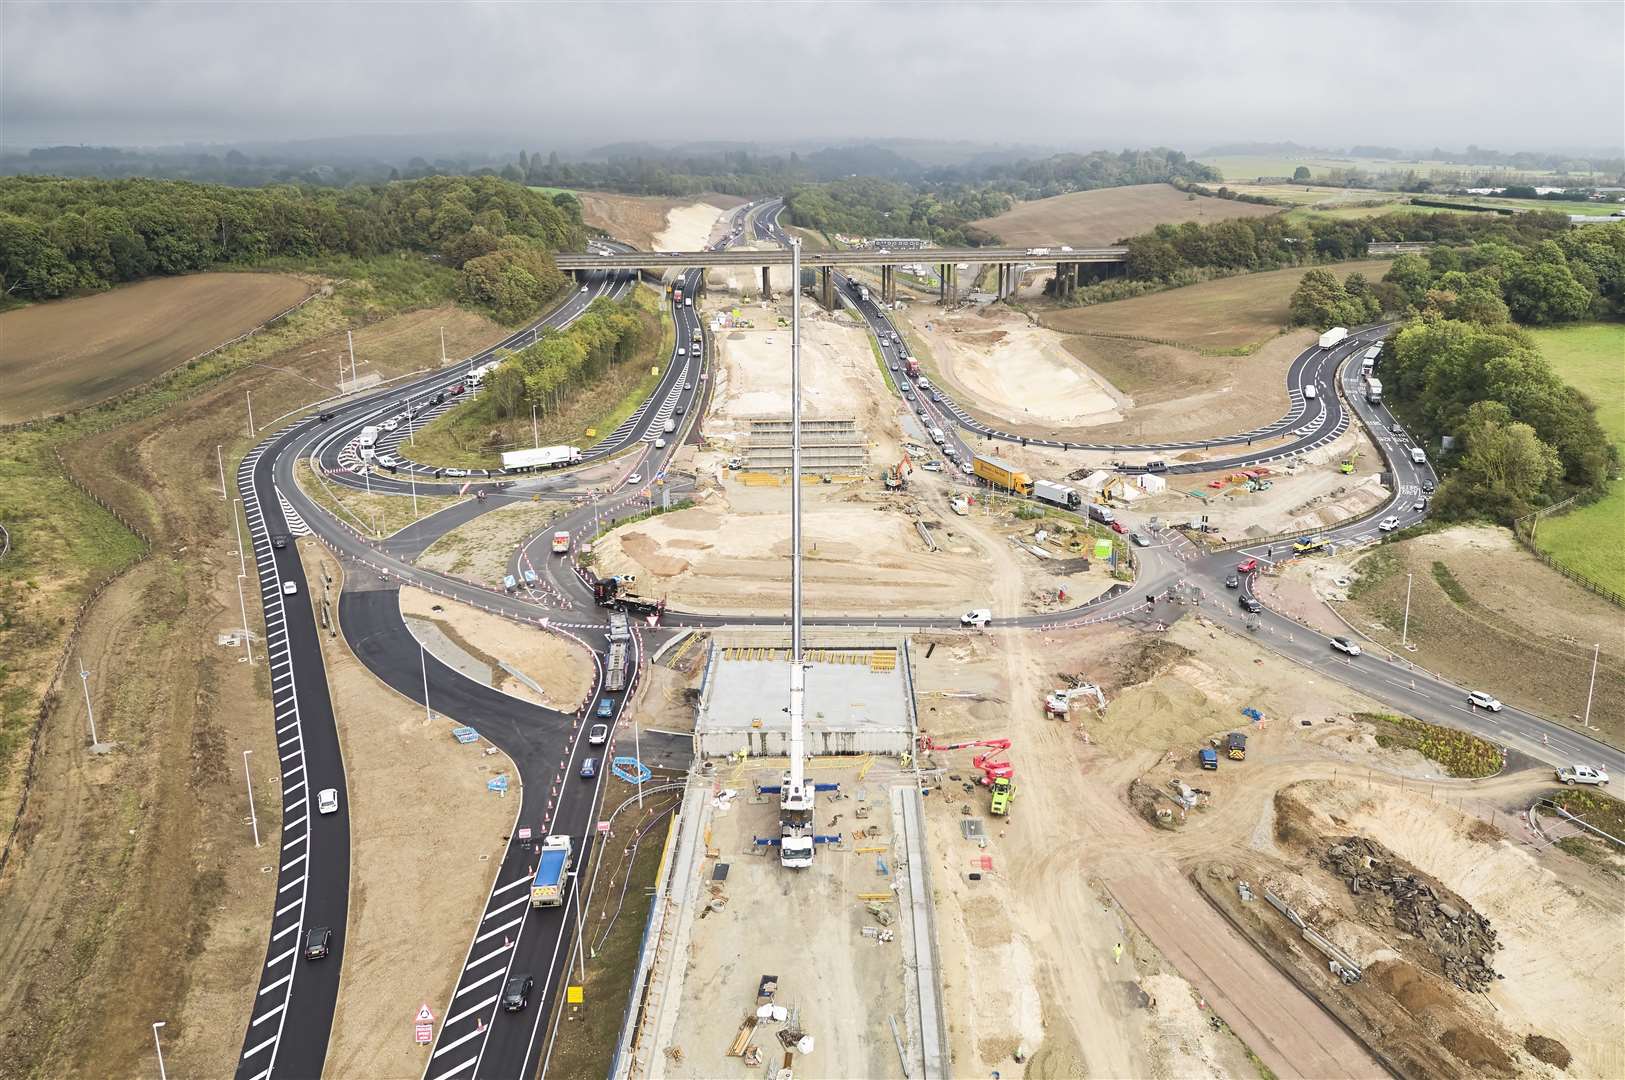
[
  {"left": 1303, "top": 385, "right": 1318, "bottom": 399},
  {"left": 662, "top": 419, "right": 676, "bottom": 434},
  {"left": 1409, "top": 447, "right": 1427, "bottom": 465},
  {"left": 677, "top": 347, "right": 686, "bottom": 357}
]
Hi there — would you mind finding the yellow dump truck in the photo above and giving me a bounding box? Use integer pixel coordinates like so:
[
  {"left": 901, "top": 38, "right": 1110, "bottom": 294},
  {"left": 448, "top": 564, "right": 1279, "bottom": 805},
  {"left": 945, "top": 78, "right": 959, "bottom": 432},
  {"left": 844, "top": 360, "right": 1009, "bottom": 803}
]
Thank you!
[{"left": 971, "top": 453, "right": 1032, "bottom": 495}]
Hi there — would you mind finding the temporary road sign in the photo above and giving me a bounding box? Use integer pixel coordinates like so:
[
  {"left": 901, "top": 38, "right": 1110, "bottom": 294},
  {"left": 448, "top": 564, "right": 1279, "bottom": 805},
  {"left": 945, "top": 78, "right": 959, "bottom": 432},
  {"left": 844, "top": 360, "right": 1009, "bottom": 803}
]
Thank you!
[
  {"left": 518, "top": 827, "right": 532, "bottom": 842},
  {"left": 416, "top": 1003, "right": 436, "bottom": 1024},
  {"left": 415, "top": 1024, "right": 433, "bottom": 1044},
  {"left": 596, "top": 820, "right": 611, "bottom": 834}
]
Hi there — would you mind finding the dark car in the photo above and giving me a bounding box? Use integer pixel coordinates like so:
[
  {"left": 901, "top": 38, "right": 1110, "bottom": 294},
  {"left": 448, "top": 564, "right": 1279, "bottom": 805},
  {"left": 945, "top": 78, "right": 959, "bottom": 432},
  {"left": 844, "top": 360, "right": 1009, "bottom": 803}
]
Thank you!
[
  {"left": 1388, "top": 422, "right": 1403, "bottom": 435},
  {"left": 580, "top": 757, "right": 598, "bottom": 779},
  {"left": 304, "top": 927, "right": 333, "bottom": 960},
  {"left": 1224, "top": 574, "right": 1240, "bottom": 589},
  {"left": 502, "top": 973, "right": 534, "bottom": 1012},
  {"left": 1421, "top": 479, "right": 1435, "bottom": 493},
  {"left": 451, "top": 383, "right": 465, "bottom": 395},
  {"left": 271, "top": 534, "right": 289, "bottom": 550},
  {"left": 596, "top": 697, "right": 615, "bottom": 719},
  {"left": 318, "top": 412, "right": 336, "bottom": 422},
  {"left": 1239, "top": 594, "right": 1262, "bottom": 613}
]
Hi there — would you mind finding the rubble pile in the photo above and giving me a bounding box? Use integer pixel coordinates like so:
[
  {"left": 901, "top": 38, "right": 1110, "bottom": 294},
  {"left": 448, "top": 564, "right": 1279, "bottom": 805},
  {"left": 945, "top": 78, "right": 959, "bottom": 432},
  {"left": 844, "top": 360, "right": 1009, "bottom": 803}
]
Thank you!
[{"left": 1321, "top": 836, "right": 1499, "bottom": 992}]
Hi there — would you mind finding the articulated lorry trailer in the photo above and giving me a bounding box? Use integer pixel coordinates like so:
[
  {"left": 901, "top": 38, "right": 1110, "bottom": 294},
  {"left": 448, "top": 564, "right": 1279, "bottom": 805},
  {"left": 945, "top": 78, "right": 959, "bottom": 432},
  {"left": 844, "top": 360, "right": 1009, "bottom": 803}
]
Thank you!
[
  {"left": 971, "top": 453, "right": 1033, "bottom": 495},
  {"left": 1364, "top": 376, "right": 1383, "bottom": 404},
  {"left": 500, "top": 444, "right": 583, "bottom": 472},
  {"left": 1318, "top": 327, "right": 1349, "bottom": 349},
  {"left": 1031, "top": 479, "right": 1081, "bottom": 509},
  {"left": 529, "top": 834, "right": 574, "bottom": 908}
]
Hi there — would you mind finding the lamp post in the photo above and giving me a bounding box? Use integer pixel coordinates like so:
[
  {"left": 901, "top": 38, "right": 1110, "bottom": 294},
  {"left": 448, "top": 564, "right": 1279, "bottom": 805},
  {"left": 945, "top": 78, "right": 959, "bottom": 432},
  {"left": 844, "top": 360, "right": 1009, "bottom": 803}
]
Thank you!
[
  {"left": 236, "top": 574, "right": 253, "bottom": 665},
  {"left": 78, "top": 658, "right": 99, "bottom": 747},
  {"left": 1400, "top": 572, "right": 1414, "bottom": 649},
  {"left": 152, "top": 1022, "right": 168, "bottom": 1080},
  {"left": 244, "top": 749, "right": 260, "bottom": 847},
  {"left": 246, "top": 391, "right": 255, "bottom": 437},
  {"left": 421, "top": 645, "right": 432, "bottom": 723},
  {"left": 1583, "top": 642, "right": 1601, "bottom": 729},
  {"left": 217, "top": 445, "right": 228, "bottom": 501}
]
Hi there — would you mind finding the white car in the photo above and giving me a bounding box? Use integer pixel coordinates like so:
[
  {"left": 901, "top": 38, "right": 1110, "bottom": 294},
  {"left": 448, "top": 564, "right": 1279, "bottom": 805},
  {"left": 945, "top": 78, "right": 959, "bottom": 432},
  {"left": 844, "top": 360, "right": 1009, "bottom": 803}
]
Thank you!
[
  {"left": 654, "top": 439, "right": 667, "bottom": 449},
  {"left": 317, "top": 788, "right": 340, "bottom": 814},
  {"left": 961, "top": 463, "right": 974, "bottom": 475},
  {"left": 1556, "top": 765, "right": 1609, "bottom": 786},
  {"left": 282, "top": 580, "right": 298, "bottom": 596},
  {"left": 920, "top": 460, "right": 943, "bottom": 472},
  {"left": 960, "top": 609, "right": 992, "bottom": 627},
  {"left": 626, "top": 473, "right": 642, "bottom": 486},
  {"left": 580, "top": 285, "right": 589, "bottom": 293},
  {"left": 381, "top": 418, "right": 399, "bottom": 431},
  {"left": 1329, "top": 636, "right": 1362, "bottom": 656},
  {"left": 1467, "top": 691, "right": 1504, "bottom": 712},
  {"left": 588, "top": 723, "right": 609, "bottom": 745},
  {"left": 446, "top": 468, "right": 469, "bottom": 477},
  {"left": 1379, "top": 516, "right": 1400, "bottom": 532}
]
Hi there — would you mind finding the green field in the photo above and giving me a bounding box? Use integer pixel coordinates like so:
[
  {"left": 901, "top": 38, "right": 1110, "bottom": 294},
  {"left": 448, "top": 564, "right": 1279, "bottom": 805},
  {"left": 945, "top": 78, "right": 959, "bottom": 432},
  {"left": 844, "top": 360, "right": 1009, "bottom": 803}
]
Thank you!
[
  {"left": 1530, "top": 323, "right": 1625, "bottom": 594},
  {"left": 526, "top": 185, "right": 575, "bottom": 198},
  {"left": 1204, "top": 154, "right": 1577, "bottom": 183}
]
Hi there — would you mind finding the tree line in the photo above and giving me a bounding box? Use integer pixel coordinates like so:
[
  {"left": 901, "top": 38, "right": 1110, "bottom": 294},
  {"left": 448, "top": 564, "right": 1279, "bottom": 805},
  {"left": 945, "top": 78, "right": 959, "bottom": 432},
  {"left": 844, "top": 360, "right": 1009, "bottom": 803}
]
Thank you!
[
  {"left": 0, "top": 175, "right": 584, "bottom": 316},
  {"left": 1117, "top": 209, "right": 1580, "bottom": 284},
  {"left": 464, "top": 297, "right": 648, "bottom": 429},
  {"left": 1316, "top": 225, "right": 1623, "bottom": 524}
]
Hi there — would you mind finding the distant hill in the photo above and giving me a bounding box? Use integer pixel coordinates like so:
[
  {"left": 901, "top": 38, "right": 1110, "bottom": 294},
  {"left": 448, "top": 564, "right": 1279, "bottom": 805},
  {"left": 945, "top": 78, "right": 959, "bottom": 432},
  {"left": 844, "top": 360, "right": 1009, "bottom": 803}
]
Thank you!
[{"left": 971, "top": 183, "right": 1280, "bottom": 247}]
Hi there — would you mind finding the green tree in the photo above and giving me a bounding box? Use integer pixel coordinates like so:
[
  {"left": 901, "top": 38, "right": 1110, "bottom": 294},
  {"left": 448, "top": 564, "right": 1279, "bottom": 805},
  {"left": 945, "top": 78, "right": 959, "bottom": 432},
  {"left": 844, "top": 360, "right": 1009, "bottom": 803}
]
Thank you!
[
  {"left": 1438, "top": 400, "right": 1562, "bottom": 521},
  {"left": 1504, "top": 243, "right": 1592, "bottom": 324},
  {"left": 1292, "top": 166, "right": 1312, "bottom": 181}
]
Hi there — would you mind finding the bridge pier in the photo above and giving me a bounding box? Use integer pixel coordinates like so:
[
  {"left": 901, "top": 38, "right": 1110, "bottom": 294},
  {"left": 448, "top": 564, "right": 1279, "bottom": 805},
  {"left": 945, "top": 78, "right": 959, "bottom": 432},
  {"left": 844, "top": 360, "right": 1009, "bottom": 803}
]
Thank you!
[
  {"left": 880, "top": 264, "right": 896, "bottom": 305},
  {"left": 761, "top": 266, "right": 773, "bottom": 301},
  {"left": 938, "top": 263, "right": 958, "bottom": 305},
  {"left": 818, "top": 266, "right": 835, "bottom": 310}
]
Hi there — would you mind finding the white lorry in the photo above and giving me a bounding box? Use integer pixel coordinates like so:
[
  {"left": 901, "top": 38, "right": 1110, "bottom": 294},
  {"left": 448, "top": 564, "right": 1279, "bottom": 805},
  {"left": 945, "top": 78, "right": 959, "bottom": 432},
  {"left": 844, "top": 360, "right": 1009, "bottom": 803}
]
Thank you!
[
  {"left": 357, "top": 425, "right": 380, "bottom": 460},
  {"left": 1318, "top": 327, "right": 1349, "bottom": 349}
]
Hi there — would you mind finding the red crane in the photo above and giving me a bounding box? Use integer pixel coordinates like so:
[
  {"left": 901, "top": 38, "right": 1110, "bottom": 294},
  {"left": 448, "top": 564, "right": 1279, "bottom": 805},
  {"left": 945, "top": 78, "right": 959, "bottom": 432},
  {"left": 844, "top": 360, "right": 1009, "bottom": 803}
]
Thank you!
[{"left": 919, "top": 736, "right": 1013, "bottom": 786}]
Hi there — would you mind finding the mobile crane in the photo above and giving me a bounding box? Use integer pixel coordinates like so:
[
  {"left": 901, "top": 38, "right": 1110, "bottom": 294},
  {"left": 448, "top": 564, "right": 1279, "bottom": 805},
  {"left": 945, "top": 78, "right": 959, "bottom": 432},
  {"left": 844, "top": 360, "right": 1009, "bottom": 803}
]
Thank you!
[{"left": 919, "top": 736, "right": 1015, "bottom": 815}]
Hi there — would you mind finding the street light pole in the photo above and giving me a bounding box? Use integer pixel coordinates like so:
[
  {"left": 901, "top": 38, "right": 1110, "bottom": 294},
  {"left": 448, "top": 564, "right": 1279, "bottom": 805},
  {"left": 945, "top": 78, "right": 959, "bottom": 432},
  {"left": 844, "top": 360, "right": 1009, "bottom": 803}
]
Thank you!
[
  {"left": 218, "top": 445, "right": 228, "bottom": 501},
  {"left": 347, "top": 329, "right": 357, "bottom": 385},
  {"left": 246, "top": 391, "right": 255, "bottom": 436},
  {"left": 570, "top": 868, "right": 588, "bottom": 982},
  {"left": 78, "top": 658, "right": 99, "bottom": 747},
  {"left": 236, "top": 575, "right": 253, "bottom": 665},
  {"left": 244, "top": 749, "right": 260, "bottom": 847},
  {"left": 532, "top": 404, "right": 539, "bottom": 449},
  {"left": 440, "top": 326, "right": 447, "bottom": 365},
  {"left": 1400, "top": 572, "right": 1414, "bottom": 649},
  {"left": 152, "top": 1021, "right": 168, "bottom": 1080},
  {"left": 1583, "top": 642, "right": 1600, "bottom": 729},
  {"left": 232, "top": 498, "right": 247, "bottom": 577},
  {"left": 421, "top": 645, "right": 432, "bottom": 723}
]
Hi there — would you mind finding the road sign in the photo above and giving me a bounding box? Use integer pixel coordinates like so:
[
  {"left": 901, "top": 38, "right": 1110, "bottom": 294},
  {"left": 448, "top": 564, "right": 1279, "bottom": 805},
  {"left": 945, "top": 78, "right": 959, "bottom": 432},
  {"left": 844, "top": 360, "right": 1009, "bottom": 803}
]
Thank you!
[
  {"left": 487, "top": 774, "right": 509, "bottom": 792},
  {"left": 416, "top": 1003, "right": 435, "bottom": 1024},
  {"left": 415, "top": 1024, "right": 433, "bottom": 1044},
  {"left": 518, "top": 827, "right": 532, "bottom": 842},
  {"left": 566, "top": 985, "right": 584, "bottom": 1004},
  {"left": 596, "top": 820, "right": 611, "bottom": 834}
]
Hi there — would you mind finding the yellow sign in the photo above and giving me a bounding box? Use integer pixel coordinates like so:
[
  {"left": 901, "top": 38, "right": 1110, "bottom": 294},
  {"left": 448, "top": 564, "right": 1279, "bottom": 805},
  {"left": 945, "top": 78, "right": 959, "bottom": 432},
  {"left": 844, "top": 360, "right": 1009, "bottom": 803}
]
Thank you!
[
  {"left": 585, "top": 428, "right": 597, "bottom": 438},
  {"left": 651, "top": 366, "right": 660, "bottom": 376},
  {"left": 566, "top": 985, "right": 584, "bottom": 1004}
]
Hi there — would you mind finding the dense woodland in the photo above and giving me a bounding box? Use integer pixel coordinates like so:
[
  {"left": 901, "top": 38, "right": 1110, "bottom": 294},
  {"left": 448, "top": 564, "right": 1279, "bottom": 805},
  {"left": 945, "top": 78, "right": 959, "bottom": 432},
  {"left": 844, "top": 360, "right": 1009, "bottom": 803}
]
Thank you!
[
  {"left": 1284, "top": 225, "right": 1624, "bottom": 524},
  {"left": 0, "top": 175, "right": 585, "bottom": 317}
]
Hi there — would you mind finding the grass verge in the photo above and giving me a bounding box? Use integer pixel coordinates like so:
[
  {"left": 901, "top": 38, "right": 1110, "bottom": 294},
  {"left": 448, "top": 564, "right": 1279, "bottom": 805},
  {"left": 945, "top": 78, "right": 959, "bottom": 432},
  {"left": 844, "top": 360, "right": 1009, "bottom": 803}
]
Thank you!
[
  {"left": 867, "top": 333, "right": 896, "bottom": 393},
  {"left": 1355, "top": 712, "right": 1503, "bottom": 777},
  {"left": 542, "top": 778, "right": 679, "bottom": 1077},
  {"left": 293, "top": 459, "right": 460, "bottom": 537}
]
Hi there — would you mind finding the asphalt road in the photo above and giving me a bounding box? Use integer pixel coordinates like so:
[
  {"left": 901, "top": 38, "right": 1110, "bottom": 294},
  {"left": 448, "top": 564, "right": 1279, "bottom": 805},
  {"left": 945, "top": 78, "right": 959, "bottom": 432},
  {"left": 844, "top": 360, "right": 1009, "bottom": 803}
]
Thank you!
[{"left": 239, "top": 204, "right": 1622, "bottom": 1079}]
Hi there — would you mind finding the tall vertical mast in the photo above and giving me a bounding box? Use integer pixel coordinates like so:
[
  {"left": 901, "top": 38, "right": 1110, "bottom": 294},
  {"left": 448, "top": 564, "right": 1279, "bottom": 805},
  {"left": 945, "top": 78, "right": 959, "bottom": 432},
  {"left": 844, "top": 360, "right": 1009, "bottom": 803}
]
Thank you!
[{"left": 786, "top": 238, "right": 808, "bottom": 803}]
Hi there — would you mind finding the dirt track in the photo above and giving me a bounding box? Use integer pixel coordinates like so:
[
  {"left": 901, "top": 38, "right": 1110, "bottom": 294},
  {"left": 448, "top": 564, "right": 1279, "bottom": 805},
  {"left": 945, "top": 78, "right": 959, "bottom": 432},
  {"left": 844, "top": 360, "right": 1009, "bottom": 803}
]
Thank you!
[{"left": 0, "top": 272, "right": 313, "bottom": 422}]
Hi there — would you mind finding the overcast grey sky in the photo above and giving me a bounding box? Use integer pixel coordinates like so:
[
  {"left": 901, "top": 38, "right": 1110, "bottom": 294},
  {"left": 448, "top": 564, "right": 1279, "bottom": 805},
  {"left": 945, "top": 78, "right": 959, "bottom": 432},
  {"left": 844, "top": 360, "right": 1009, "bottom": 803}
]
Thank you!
[{"left": 3, "top": 1, "right": 1620, "bottom": 154}]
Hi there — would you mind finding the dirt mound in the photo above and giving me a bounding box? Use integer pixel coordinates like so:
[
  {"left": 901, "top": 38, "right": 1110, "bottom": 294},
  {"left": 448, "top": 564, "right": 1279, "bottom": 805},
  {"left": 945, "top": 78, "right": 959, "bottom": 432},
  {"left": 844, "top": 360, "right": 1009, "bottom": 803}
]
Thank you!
[
  {"left": 1524, "top": 1033, "right": 1572, "bottom": 1070},
  {"left": 1106, "top": 637, "right": 1194, "bottom": 692},
  {"left": 1439, "top": 1026, "right": 1516, "bottom": 1077},
  {"left": 1369, "top": 959, "right": 1453, "bottom": 1016},
  {"left": 1321, "top": 835, "right": 1499, "bottom": 992},
  {"left": 619, "top": 531, "right": 690, "bottom": 577}
]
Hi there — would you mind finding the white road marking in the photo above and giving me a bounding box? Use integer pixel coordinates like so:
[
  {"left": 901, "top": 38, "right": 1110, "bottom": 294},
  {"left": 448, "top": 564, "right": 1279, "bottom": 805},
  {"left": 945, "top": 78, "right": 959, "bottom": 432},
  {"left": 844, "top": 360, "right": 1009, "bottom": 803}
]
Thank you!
[
  {"left": 455, "top": 968, "right": 507, "bottom": 998},
  {"left": 444, "top": 994, "right": 501, "bottom": 1029}
]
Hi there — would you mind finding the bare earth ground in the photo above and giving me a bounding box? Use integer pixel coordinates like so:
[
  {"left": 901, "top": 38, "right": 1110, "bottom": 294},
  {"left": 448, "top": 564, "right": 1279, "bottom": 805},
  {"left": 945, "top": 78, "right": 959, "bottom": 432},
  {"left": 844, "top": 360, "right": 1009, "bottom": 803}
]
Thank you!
[
  {"left": 0, "top": 299, "right": 486, "bottom": 1078},
  {"left": 575, "top": 192, "right": 742, "bottom": 252},
  {"left": 913, "top": 617, "right": 1395, "bottom": 1079},
  {"left": 0, "top": 272, "right": 312, "bottom": 422},
  {"left": 415, "top": 499, "right": 565, "bottom": 587},
  {"left": 1041, "top": 260, "right": 1394, "bottom": 352},
  {"left": 900, "top": 298, "right": 1319, "bottom": 444},
  {"left": 302, "top": 543, "right": 515, "bottom": 1080},
  {"left": 399, "top": 586, "right": 596, "bottom": 712},
  {"left": 907, "top": 305, "right": 1125, "bottom": 429},
  {"left": 1333, "top": 525, "right": 1625, "bottom": 741},
  {"left": 1212, "top": 776, "right": 1624, "bottom": 1079},
  {"left": 971, "top": 183, "right": 1282, "bottom": 247}
]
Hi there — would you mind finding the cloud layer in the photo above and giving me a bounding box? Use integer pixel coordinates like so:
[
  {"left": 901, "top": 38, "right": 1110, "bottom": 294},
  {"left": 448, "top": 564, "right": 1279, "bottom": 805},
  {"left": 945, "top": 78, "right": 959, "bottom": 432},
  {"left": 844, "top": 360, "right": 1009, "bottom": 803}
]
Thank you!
[{"left": 4, "top": 1, "right": 1620, "bottom": 152}]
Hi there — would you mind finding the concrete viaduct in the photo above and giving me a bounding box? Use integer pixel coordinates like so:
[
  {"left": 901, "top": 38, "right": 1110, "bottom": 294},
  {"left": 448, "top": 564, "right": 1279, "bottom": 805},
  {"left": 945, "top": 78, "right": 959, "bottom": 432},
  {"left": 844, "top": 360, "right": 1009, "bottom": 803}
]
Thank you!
[{"left": 555, "top": 240, "right": 1431, "bottom": 307}]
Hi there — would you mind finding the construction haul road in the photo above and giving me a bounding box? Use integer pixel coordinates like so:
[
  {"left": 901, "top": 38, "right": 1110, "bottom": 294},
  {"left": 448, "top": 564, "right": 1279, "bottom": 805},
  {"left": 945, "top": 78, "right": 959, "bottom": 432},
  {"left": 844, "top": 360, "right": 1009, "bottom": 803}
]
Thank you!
[{"left": 230, "top": 195, "right": 1623, "bottom": 1080}]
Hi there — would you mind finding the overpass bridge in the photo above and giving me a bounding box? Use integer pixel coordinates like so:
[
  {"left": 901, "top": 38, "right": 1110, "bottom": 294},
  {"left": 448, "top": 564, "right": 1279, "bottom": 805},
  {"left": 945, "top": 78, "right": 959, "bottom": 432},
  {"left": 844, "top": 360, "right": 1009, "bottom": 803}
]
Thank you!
[{"left": 557, "top": 244, "right": 1130, "bottom": 304}]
